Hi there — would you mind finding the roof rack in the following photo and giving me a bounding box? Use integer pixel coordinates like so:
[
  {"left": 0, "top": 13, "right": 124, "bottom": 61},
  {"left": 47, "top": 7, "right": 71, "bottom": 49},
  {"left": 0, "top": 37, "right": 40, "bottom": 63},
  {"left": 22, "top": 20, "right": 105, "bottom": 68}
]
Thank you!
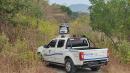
[{"left": 58, "top": 23, "right": 70, "bottom": 38}]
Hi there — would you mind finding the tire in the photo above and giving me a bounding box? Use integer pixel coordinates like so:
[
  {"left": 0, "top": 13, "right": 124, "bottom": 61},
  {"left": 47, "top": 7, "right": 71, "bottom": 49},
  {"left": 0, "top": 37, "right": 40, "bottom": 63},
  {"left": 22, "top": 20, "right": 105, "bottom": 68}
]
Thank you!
[
  {"left": 91, "top": 66, "right": 100, "bottom": 71},
  {"left": 44, "top": 61, "right": 51, "bottom": 66},
  {"left": 37, "top": 52, "right": 44, "bottom": 61},
  {"left": 65, "top": 59, "right": 76, "bottom": 73}
]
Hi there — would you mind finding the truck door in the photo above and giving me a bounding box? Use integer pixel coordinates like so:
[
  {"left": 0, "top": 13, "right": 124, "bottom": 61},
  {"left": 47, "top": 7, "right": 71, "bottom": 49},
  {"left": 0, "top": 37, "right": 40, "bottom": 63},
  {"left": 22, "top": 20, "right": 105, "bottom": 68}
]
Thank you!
[
  {"left": 44, "top": 39, "right": 57, "bottom": 62},
  {"left": 54, "top": 39, "right": 65, "bottom": 63}
]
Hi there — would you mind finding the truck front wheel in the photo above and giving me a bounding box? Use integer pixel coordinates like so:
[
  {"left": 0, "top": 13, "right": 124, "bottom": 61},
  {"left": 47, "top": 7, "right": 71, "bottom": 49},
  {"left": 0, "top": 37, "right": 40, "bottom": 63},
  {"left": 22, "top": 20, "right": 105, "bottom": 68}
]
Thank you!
[
  {"left": 65, "top": 59, "right": 76, "bottom": 73},
  {"left": 37, "top": 52, "right": 44, "bottom": 61}
]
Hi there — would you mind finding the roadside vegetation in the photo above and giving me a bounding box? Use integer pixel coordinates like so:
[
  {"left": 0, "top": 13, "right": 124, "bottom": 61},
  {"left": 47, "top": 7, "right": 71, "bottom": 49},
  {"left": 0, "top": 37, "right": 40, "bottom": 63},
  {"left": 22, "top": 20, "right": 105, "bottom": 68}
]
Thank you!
[
  {"left": 89, "top": 0, "right": 130, "bottom": 63},
  {"left": 0, "top": 0, "right": 130, "bottom": 73},
  {"left": 0, "top": 0, "right": 70, "bottom": 73}
]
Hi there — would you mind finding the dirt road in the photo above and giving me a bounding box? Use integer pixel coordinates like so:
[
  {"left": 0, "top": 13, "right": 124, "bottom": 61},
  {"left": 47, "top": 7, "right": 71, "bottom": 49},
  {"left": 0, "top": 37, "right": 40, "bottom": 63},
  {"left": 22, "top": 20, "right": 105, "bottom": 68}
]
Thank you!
[{"left": 48, "top": 65, "right": 103, "bottom": 73}]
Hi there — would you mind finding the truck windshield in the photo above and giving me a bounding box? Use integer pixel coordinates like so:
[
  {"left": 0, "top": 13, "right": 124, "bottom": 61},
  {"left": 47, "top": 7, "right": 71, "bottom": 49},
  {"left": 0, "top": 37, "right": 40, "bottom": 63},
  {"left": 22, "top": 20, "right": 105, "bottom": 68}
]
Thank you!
[{"left": 67, "top": 38, "right": 88, "bottom": 47}]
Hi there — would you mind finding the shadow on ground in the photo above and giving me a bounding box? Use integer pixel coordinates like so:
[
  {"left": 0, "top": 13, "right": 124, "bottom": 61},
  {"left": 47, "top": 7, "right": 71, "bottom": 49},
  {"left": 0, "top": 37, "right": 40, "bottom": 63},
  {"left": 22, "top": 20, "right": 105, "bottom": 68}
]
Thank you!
[{"left": 47, "top": 64, "right": 102, "bottom": 73}]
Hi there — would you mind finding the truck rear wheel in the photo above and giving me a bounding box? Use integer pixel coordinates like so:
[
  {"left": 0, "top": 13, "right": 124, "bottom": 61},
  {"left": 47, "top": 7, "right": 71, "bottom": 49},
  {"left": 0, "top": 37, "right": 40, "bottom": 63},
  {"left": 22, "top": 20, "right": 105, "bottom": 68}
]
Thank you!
[
  {"left": 65, "top": 59, "right": 76, "bottom": 73},
  {"left": 90, "top": 66, "right": 100, "bottom": 71}
]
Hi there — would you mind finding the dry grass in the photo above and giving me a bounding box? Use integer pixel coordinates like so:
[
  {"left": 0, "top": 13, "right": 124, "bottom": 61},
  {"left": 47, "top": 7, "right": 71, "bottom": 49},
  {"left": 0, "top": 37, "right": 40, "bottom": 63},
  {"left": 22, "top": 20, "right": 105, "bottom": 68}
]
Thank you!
[
  {"left": 0, "top": 29, "right": 56, "bottom": 73},
  {"left": 103, "top": 51, "right": 130, "bottom": 73},
  {"left": 0, "top": 54, "right": 56, "bottom": 73}
]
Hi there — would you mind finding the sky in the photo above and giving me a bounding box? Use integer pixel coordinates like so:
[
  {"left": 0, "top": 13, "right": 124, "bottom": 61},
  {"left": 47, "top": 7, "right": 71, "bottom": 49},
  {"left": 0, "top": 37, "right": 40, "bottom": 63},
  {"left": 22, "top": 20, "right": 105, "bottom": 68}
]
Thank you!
[{"left": 49, "top": 0, "right": 91, "bottom": 6}]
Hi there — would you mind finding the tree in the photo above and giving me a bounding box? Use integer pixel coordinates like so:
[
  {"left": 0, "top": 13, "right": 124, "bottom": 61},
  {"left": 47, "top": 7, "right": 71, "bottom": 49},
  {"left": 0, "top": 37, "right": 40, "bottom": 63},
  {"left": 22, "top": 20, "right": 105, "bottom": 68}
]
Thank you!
[
  {"left": 89, "top": 0, "right": 130, "bottom": 42},
  {"left": 60, "top": 5, "right": 72, "bottom": 16}
]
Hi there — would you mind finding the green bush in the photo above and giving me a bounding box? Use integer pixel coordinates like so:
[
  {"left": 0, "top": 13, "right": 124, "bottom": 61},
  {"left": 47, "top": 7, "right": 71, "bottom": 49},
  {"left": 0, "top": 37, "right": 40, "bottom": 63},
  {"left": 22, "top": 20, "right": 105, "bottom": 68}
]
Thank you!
[
  {"left": 11, "top": 13, "right": 38, "bottom": 27},
  {"left": 14, "top": 39, "right": 37, "bottom": 62},
  {"left": 38, "top": 20, "right": 58, "bottom": 41},
  {"left": 1, "top": 38, "right": 37, "bottom": 63},
  {"left": 18, "top": 51, "right": 36, "bottom": 62},
  {"left": 118, "top": 40, "right": 130, "bottom": 63}
]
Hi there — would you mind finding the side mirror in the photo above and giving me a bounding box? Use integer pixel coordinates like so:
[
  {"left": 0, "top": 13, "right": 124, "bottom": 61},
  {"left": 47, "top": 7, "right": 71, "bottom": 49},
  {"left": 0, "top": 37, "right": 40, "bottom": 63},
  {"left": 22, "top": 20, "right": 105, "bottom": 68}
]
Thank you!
[{"left": 44, "top": 45, "right": 49, "bottom": 48}]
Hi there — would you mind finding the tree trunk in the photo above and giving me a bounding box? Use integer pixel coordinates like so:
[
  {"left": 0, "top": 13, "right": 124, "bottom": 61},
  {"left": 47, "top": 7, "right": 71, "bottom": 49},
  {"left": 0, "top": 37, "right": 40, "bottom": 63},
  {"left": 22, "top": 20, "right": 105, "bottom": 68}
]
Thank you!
[{"left": 105, "top": 33, "right": 118, "bottom": 50}]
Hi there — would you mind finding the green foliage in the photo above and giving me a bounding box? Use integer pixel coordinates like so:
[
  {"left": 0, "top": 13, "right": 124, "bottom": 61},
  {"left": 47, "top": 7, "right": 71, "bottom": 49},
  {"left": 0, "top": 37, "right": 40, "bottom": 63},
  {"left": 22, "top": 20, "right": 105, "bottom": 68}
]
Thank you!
[
  {"left": 51, "top": 4, "right": 72, "bottom": 16},
  {"left": 0, "top": 0, "right": 30, "bottom": 19},
  {"left": 0, "top": 0, "right": 90, "bottom": 72},
  {"left": 89, "top": 0, "right": 130, "bottom": 36},
  {"left": 60, "top": 5, "right": 72, "bottom": 16},
  {"left": 11, "top": 13, "right": 39, "bottom": 27},
  {"left": 2, "top": 38, "right": 36, "bottom": 63},
  {"left": 0, "top": 0, "right": 70, "bottom": 28},
  {"left": 118, "top": 40, "right": 130, "bottom": 63},
  {"left": 89, "top": 0, "right": 130, "bottom": 63},
  {"left": 19, "top": 51, "right": 36, "bottom": 62},
  {"left": 0, "top": 0, "right": 43, "bottom": 24},
  {"left": 38, "top": 20, "right": 58, "bottom": 41}
]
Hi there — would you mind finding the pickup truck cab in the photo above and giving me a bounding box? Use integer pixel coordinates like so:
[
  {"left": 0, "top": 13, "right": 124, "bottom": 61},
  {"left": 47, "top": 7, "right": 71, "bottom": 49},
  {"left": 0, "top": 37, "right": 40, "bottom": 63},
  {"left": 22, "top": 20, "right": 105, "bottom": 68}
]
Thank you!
[{"left": 37, "top": 36, "right": 109, "bottom": 73}]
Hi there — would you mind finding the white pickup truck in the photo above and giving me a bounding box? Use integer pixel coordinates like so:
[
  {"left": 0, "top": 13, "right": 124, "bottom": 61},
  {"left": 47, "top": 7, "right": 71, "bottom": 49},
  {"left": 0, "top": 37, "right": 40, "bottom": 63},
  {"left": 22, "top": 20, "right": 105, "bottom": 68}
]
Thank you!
[{"left": 37, "top": 36, "right": 109, "bottom": 73}]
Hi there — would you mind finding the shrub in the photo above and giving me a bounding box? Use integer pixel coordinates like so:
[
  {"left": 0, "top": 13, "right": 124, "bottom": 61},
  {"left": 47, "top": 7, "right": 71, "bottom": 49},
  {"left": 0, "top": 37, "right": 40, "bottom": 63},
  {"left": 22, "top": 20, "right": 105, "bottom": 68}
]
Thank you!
[
  {"left": 13, "top": 39, "right": 37, "bottom": 63},
  {"left": 118, "top": 40, "right": 130, "bottom": 63},
  {"left": 38, "top": 20, "right": 58, "bottom": 42}
]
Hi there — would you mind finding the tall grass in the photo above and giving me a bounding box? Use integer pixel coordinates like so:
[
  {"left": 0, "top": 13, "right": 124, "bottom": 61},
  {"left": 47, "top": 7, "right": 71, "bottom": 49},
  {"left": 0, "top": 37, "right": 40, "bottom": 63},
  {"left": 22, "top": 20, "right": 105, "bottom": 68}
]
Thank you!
[{"left": 0, "top": 26, "right": 57, "bottom": 73}]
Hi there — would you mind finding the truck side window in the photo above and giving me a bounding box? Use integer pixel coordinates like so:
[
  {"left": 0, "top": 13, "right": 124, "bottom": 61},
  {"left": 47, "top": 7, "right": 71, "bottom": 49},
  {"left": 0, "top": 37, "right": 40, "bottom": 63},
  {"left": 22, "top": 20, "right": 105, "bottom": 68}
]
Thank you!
[
  {"left": 48, "top": 40, "right": 57, "bottom": 48},
  {"left": 57, "top": 40, "right": 65, "bottom": 48},
  {"left": 66, "top": 39, "right": 71, "bottom": 47},
  {"left": 83, "top": 40, "right": 88, "bottom": 46},
  {"left": 66, "top": 39, "right": 88, "bottom": 47}
]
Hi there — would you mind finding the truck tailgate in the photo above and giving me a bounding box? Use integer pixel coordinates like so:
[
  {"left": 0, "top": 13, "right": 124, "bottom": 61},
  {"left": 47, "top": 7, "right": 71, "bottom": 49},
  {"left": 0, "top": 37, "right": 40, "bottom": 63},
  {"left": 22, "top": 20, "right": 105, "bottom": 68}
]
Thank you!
[{"left": 82, "top": 48, "right": 108, "bottom": 61}]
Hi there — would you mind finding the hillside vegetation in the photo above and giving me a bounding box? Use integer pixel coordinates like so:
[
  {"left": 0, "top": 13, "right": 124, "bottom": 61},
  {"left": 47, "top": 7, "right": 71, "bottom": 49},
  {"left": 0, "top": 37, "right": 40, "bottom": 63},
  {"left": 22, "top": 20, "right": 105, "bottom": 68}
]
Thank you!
[
  {"left": 0, "top": 0, "right": 130, "bottom": 73},
  {"left": 0, "top": 0, "right": 71, "bottom": 73}
]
